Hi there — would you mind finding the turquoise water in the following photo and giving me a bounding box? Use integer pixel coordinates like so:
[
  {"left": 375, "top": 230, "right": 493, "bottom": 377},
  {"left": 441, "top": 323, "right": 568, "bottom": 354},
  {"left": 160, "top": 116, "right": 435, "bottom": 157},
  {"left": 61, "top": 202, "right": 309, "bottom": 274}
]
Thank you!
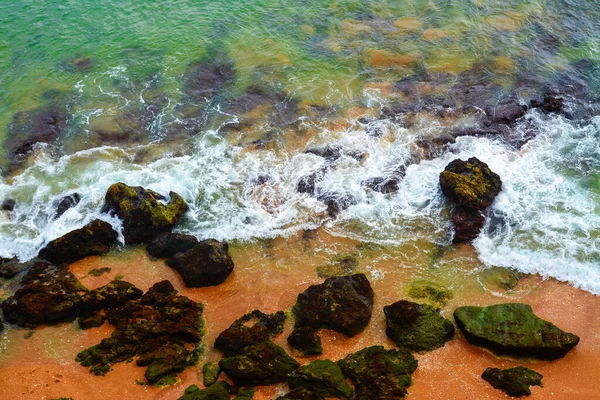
[{"left": 0, "top": 0, "right": 599, "bottom": 291}]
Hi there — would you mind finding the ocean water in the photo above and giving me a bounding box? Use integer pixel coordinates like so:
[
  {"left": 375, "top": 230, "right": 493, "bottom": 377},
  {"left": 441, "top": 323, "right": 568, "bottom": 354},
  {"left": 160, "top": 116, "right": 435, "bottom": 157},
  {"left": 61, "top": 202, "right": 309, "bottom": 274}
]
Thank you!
[{"left": 0, "top": 0, "right": 599, "bottom": 292}]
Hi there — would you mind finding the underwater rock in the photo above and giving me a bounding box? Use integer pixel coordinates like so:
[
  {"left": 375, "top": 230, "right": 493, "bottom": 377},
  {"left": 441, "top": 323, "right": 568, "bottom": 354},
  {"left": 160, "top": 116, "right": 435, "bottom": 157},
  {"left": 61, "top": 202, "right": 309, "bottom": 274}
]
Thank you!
[
  {"left": 38, "top": 219, "right": 118, "bottom": 265},
  {"left": 288, "top": 359, "right": 353, "bottom": 399},
  {"left": 290, "top": 274, "right": 374, "bottom": 339},
  {"left": 530, "top": 93, "right": 563, "bottom": 114},
  {"left": 454, "top": 303, "right": 580, "bottom": 360},
  {"left": 315, "top": 253, "right": 358, "bottom": 278},
  {"left": 319, "top": 193, "right": 353, "bottom": 219},
  {"left": 1, "top": 261, "right": 87, "bottom": 328},
  {"left": 101, "top": 182, "right": 188, "bottom": 244},
  {"left": 77, "top": 280, "right": 143, "bottom": 329},
  {"left": 287, "top": 326, "right": 323, "bottom": 356},
  {"left": 214, "top": 310, "right": 286, "bottom": 356},
  {"left": 486, "top": 99, "right": 527, "bottom": 125},
  {"left": 440, "top": 157, "right": 502, "bottom": 210},
  {"left": 451, "top": 207, "right": 485, "bottom": 243},
  {"left": 482, "top": 366, "right": 543, "bottom": 397},
  {"left": 337, "top": 345, "right": 418, "bottom": 400},
  {"left": 178, "top": 381, "right": 231, "bottom": 400},
  {"left": 480, "top": 267, "right": 525, "bottom": 291},
  {"left": 1, "top": 199, "right": 15, "bottom": 211},
  {"left": 76, "top": 280, "right": 204, "bottom": 385},
  {"left": 146, "top": 232, "right": 199, "bottom": 259},
  {"left": 405, "top": 280, "right": 453, "bottom": 308},
  {"left": 362, "top": 177, "right": 400, "bottom": 194},
  {"left": 184, "top": 61, "right": 236, "bottom": 101},
  {"left": 202, "top": 361, "right": 221, "bottom": 386},
  {"left": 384, "top": 300, "right": 455, "bottom": 353},
  {"left": 62, "top": 55, "right": 96, "bottom": 72},
  {"left": 166, "top": 239, "right": 234, "bottom": 288},
  {"left": 54, "top": 193, "right": 81, "bottom": 219},
  {"left": 219, "top": 340, "right": 300, "bottom": 386},
  {"left": 297, "top": 168, "right": 327, "bottom": 196}
]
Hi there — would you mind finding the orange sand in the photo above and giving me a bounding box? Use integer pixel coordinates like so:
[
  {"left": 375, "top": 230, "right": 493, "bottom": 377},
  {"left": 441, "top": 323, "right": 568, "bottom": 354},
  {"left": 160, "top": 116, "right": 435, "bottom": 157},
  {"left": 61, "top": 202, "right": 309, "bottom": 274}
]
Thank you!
[{"left": 1, "top": 232, "right": 599, "bottom": 399}]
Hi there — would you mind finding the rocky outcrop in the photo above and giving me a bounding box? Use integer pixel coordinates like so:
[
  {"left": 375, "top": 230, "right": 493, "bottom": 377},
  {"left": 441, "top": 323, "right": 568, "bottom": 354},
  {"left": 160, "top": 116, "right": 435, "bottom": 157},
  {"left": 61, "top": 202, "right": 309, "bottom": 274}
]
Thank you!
[
  {"left": 76, "top": 280, "right": 204, "bottom": 385},
  {"left": 146, "top": 232, "right": 198, "bottom": 259},
  {"left": 1, "top": 261, "right": 87, "bottom": 328},
  {"left": 166, "top": 239, "right": 234, "bottom": 287},
  {"left": 38, "top": 219, "right": 118, "bottom": 265},
  {"left": 287, "top": 359, "right": 353, "bottom": 399},
  {"left": 454, "top": 303, "right": 579, "bottom": 360},
  {"left": 101, "top": 182, "right": 188, "bottom": 244},
  {"left": 77, "top": 280, "right": 143, "bottom": 329},
  {"left": 482, "top": 366, "right": 543, "bottom": 397},
  {"left": 337, "top": 346, "right": 418, "bottom": 400},
  {"left": 384, "top": 300, "right": 455, "bottom": 352},
  {"left": 214, "top": 310, "right": 286, "bottom": 356}
]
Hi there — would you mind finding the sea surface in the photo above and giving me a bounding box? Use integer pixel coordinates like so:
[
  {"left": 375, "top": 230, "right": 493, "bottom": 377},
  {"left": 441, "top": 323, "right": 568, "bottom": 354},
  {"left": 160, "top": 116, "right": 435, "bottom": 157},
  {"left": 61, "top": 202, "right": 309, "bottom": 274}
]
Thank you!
[{"left": 0, "top": 0, "right": 599, "bottom": 293}]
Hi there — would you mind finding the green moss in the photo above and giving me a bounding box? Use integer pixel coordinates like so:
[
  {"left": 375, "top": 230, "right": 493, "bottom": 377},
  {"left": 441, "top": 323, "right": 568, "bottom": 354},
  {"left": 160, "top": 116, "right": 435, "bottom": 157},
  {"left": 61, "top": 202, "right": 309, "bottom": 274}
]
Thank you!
[
  {"left": 406, "top": 280, "right": 453, "bottom": 307},
  {"left": 234, "top": 388, "right": 255, "bottom": 399},
  {"left": 178, "top": 381, "right": 230, "bottom": 400},
  {"left": 288, "top": 359, "right": 353, "bottom": 399},
  {"left": 202, "top": 361, "right": 221, "bottom": 386},
  {"left": 439, "top": 158, "right": 502, "bottom": 210}
]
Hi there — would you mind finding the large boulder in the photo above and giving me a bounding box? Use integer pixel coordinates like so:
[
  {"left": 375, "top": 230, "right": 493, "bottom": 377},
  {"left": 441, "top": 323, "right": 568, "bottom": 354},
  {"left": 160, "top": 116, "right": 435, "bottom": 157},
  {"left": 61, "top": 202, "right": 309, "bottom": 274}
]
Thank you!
[
  {"left": 482, "top": 366, "right": 543, "bottom": 397},
  {"left": 166, "top": 239, "right": 234, "bottom": 287},
  {"left": 337, "top": 346, "right": 418, "bottom": 400},
  {"left": 1, "top": 261, "right": 87, "bottom": 328},
  {"left": 439, "top": 157, "right": 502, "bottom": 210},
  {"left": 219, "top": 340, "right": 300, "bottom": 386},
  {"left": 101, "top": 182, "right": 188, "bottom": 244},
  {"left": 146, "top": 232, "right": 198, "bottom": 259},
  {"left": 38, "top": 219, "right": 118, "bottom": 265},
  {"left": 454, "top": 303, "right": 580, "bottom": 360},
  {"left": 214, "top": 310, "right": 286, "bottom": 356},
  {"left": 77, "top": 280, "right": 143, "bottom": 329},
  {"left": 288, "top": 359, "right": 353, "bottom": 399},
  {"left": 384, "top": 300, "right": 455, "bottom": 352}
]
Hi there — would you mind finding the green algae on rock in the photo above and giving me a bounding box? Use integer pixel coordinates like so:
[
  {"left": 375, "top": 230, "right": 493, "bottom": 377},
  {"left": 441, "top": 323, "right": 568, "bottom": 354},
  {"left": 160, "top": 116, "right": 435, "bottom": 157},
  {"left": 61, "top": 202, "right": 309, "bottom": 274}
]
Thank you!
[
  {"left": 38, "top": 219, "right": 118, "bottom": 265},
  {"left": 337, "top": 345, "right": 418, "bottom": 400},
  {"left": 146, "top": 232, "right": 199, "bottom": 259},
  {"left": 202, "top": 361, "right": 221, "bottom": 386},
  {"left": 219, "top": 340, "right": 300, "bottom": 386},
  {"left": 178, "top": 381, "right": 231, "bottom": 400},
  {"left": 287, "top": 325, "right": 323, "bottom": 356},
  {"left": 479, "top": 267, "right": 525, "bottom": 291},
  {"left": 214, "top": 310, "right": 286, "bottom": 356},
  {"left": 315, "top": 252, "right": 359, "bottom": 278},
  {"left": 454, "top": 303, "right": 579, "bottom": 360},
  {"left": 77, "top": 280, "right": 143, "bottom": 329},
  {"left": 233, "top": 388, "right": 255, "bottom": 400},
  {"left": 384, "top": 300, "right": 455, "bottom": 353},
  {"left": 76, "top": 280, "right": 204, "bottom": 385},
  {"left": 101, "top": 182, "right": 188, "bottom": 244},
  {"left": 288, "top": 359, "right": 353, "bottom": 399},
  {"left": 482, "top": 366, "right": 543, "bottom": 397},
  {"left": 405, "top": 280, "right": 453, "bottom": 307}
]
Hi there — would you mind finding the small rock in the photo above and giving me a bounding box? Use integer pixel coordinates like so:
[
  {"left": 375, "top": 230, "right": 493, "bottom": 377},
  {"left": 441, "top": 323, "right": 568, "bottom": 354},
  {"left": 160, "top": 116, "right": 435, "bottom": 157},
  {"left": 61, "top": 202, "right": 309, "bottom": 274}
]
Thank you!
[
  {"left": 55, "top": 193, "right": 81, "bottom": 219},
  {"left": 405, "top": 280, "right": 453, "bottom": 308},
  {"left": 202, "top": 361, "right": 221, "bottom": 386},
  {"left": 482, "top": 366, "right": 543, "bottom": 397},
  {"left": 146, "top": 232, "right": 199, "bottom": 259},
  {"left": 287, "top": 326, "right": 323, "bottom": 356},
  {"left": 178, "top": 381, "right": 230, "bottom": 400},
  {"left": 1, "top": 199, "right": 15, "bottom": 211},
  {"left": 214, "top": 310, "right": 286, "bottom": 356},
  {"left": 288, "top": 359, "right": 353, "bottom": 399},
  {"left": 315, "top": 253, "right": 358, "bottom": 278}
]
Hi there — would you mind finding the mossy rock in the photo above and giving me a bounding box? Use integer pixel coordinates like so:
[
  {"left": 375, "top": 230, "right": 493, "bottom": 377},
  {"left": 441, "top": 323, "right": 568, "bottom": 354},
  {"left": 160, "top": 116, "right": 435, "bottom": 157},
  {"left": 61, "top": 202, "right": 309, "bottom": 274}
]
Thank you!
[
  {"left": 384, "top": 300, "right": 455, "bottom": 353},
  {"left": 479, "top": 267, "right": 524, "bottom": 291},
  {"left": 202, "top": 361, "right": 221, "bottom": 386},
  {"left": 405, "top": 280, "right": 453, "bottom": 307},
  {"left": 337, "top": 345, "right": 417, "bottom": 400},
  {"left": 439, "top": 157, "right": 502, "bottom": 210},
  {"left": 287, "top": 326, "right": 323, "bottom": 356},
  {"left": 77, "top": 280, "right": 143, "bottom": 329},
  {"left": 219, "top": 340, "right": 300, "bottom": 386},
  {"left": 482, "top": 366, "right": 543, "bottom": 397},
  {"left": 288, "top": 359, "right": 353, "bottom": 399},
  {"left": 454, "top": 303, "right": 579, "bottom": 360},
  {"left": 234, "top": 388, "right": 255, "bottom": 400},
  {"left": 215, "top": 310, "right": 286, "bottom": 356},
  {"left": 166, "top": 240, "right": 234, "bottom": 288},
  {"left": 178, "top": 381, "right": 230, "bottom": 400},
  {"left": 315, "top": 253, "right": 358, "bottom": 278}
]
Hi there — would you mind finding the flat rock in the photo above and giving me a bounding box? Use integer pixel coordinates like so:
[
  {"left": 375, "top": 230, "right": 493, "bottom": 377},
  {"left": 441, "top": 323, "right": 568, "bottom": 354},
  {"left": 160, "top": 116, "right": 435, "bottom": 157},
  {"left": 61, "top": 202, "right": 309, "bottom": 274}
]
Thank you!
[
  {"left": 482, "top": 366, "right": 543, "bottom": 397},
  {"left": 166, "top": 239, "right": 234, "bottom": 287}
]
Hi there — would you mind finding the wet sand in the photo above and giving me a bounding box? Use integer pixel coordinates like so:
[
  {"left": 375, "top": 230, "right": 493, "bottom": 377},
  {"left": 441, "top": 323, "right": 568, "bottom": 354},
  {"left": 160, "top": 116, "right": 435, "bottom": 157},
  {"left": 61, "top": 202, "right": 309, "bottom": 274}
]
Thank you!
[{"left": 1, "top": 231, "right": 599, "bottom": 399}]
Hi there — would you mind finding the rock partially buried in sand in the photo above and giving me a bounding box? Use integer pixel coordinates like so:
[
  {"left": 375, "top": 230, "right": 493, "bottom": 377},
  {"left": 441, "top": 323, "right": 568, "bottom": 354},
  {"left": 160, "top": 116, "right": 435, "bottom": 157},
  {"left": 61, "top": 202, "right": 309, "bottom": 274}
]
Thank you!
[
  {"left": 287, "top": 359, "right": 353, "bottom": 399},
  {"left": 146, "top": 232, "right": 199, "bottom": 259},
  {"left": 384, "top": 300, "right": 455, "bottom": 353},
  {"left": 178, "top": 381, "right": 231, "bottom": 400},
  {"left": 38, "top": 219, "right": 118, "bottom": 265},
  {"left": 337, "top": 345, "right": 418, "bottom": 400},
  {"left": 454, "top": 303, "right": 580, "bottom": 360},
  {"left": 77, "top": 280, "right": 143, "bottom": 329},
  {"left": 102, "top": 182, "right": 188, "bottom": 244},
  {"left": 482, "top": 366, "right": 543, "bottom": 397},
  {"left": 440, "top": 157, "right": 502, "bottom": 210},
  {"left": 166, "top": 239, "right": 234, "bottom": 287}
]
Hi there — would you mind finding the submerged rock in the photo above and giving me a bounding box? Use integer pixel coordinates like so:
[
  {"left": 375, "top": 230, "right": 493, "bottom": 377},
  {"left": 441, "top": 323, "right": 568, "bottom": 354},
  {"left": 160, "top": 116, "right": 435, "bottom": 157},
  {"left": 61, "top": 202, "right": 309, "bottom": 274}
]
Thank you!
[
  {"left": 480, "top": 267, "right": 525, "bottom": 291},
  {"left": 76, "top": 280, "right": 204, "bottom": 385},
  {"left": 77, "top": 280, "right": 143, "bottom": 329},
  {"left": 146, "top": 232, "right": 199, "bottom": 259},
  {"left": 315, "top": 253, "right": 358, "bottom": 278},
  {"left": 178, "top": 381, "right": 230, "bottom": 400},
  {"left": 454, "top": 303, "right": 580, "bottom": 360},
  {"left": 62, "top": 55, "right": 96, "bottom": 72},
  {"left": 486, "top": 99, "right": 527, "bottom": 125},
  {"left": 184, "top": 61, "right": 236, "bottom": 101},
  {"left": 219, "top": 340, "right": 300, "bottom": 386},
  {"left": 337, "top": 345, "right": 418, "bottom": 400},
  {"left": 1, "top": 199, "right": 15, "bottom": 211},
  {"left": 288, "top": 359, "right": 353, "bottom": 399},
  {"left": 405, "top": 280, "right": 453, "bottom": 308},
  {"left": 101, "top": 182, "right": 188, "bottom": 244},
  {"left": 54, "top": 193, "right": 81, "bottom": 219},
  {"left": 451, "top": 207, "right": 485, "bottom": 243},
  {"left": 1, "top": 261, "right": 87, "bottom": 328},
  {"left": 384, "top": 300, "right": 455, "bottom": 352},
  {"left": 215, "top": 310, "right": 286, "bottom": 356},
  {"left": 38, "top": 219, "right": 118, "bottom": 265},
  {"left": 166, "top": 239, "right": 234, "bottom": 287},
  {"left": 482, "top": 366, "right": 543, "bottom": 397},
  {"left": 287, "top": 325, "right": 323, "bottom": 356}
]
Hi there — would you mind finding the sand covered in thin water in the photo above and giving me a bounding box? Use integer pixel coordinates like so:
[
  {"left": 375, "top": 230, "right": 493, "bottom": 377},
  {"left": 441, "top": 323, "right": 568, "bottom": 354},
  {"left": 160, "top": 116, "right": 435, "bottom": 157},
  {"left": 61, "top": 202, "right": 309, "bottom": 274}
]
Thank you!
[{"left": 1, "top": 231, "right": 599, "bottom": 399}]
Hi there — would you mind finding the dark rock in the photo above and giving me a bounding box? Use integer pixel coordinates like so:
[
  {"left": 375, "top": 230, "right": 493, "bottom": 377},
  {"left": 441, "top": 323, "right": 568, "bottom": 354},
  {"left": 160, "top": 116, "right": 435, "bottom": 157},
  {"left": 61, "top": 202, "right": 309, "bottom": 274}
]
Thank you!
[
  {"left": 384, "top": 300, "right": 455, "bottom": 353},
  {"left": 439, "top": 157, "right": 502, "bottom": 210},
  {"left": 292, "top": 274, "right": 374, "bottom": 337},
  {"left": 219, "top": 340, "right": 300, "bottom": 386},
  {"left": 146, "top": 232, "right": 199, "bottom": 259},
  {"left": 202, "top": 361, "right": 221, "bottom": 386},
  {"left": 276, "top": 388, "right": 319, "bottom": 400},
  {"left": 55, "top": 193, "right": 81, "bottom": 219},
  {"left": 76, "top": 280, "right": 204, "bottom": 385},
  {"left": 363, "top": 177, "right": 400, "bottom": 194},
  {"left": 0, "top": 257, "right": 27, "bottom": 278},
  {"left": 62, "top": 56, "right": 96, "bottom": 72},
  {"left": 482, "top": 366, "right": 543, "bottom": 397},
  {"left": 288, "top": 359, "right": 353, "bottom": 399},
  {"left": 101, "top": 182, "right": 188, "bottom": 244},
  {"left": 530, "top": 93, "right": 563, "bottom": 114},
  {"left": 88, "top": 267, "right": 111, "bottom": 277},
  {"left": 297, "top": 169, "right": 327, "bottom": 196},
  {"left": 178, "top": 381, "right": 231, "bottom": 400},
  {"left": 77, "top": 280, "right": 143, "bottom": 329},
  {"left": 454, "top": 303, "right": 580, "bottom": 360},
  {"left": 452, "top": 207, "right": 485, "bottom": 243},
  {"left": 337, "top": 345, "right": 418, "bottom": 400},
  {"left": 166, "top": 239, "right": 234, "bottom": 288},
  {"left": 214, "top": 310, "right": 286, "bottom": 356},
  {"left": 320, "top": 194, "right": 353, "bottom": 219},
  {"left": 1, "top": 261, "right": 87, "bottom": 328},
  {"left": 38, "top": 219, "right": 118, "bottom": 265},
  {"left": 1, "top": 199, "right": 15, "bottom": 211},
  {"left": 486, "top": 99, "right": 527, "bottom": 125},
  {"left": 234, "top": 388, "right": 255, "bottom": 400},
  {"left": 287, "top": 326, "right": 323, "bottom": 356},
  {"left": 184, "top": 61, "right": 235, "bottom": 101},
  {"left": 305, "top": 146, "right": 342, "bottom": 161}
]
